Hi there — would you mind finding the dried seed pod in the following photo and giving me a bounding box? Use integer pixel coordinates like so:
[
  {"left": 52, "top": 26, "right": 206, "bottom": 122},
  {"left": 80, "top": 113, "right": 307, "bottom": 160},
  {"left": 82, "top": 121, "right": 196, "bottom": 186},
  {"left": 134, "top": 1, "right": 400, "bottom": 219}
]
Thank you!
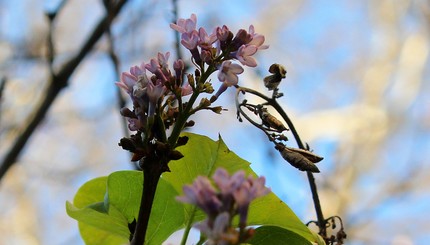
[
  {"left": 276, "top": 144, "right": 321, "bottom": 173},
  {"left": 284, "top": 146, "right": 323, "bottom": 163},
  {"left": 260, "top": 110, "right": 288, "bottom": 132},
  {"left": 263, "top": 64, "right": 287, "bottom": 90}
]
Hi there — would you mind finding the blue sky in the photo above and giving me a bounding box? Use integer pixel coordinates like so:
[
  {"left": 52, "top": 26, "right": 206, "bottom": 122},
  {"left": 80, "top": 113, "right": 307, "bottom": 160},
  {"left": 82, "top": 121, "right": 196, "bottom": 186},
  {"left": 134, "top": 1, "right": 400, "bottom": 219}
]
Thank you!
[{"left": 1, "top": 0, "right": 429, "bottom": 244}]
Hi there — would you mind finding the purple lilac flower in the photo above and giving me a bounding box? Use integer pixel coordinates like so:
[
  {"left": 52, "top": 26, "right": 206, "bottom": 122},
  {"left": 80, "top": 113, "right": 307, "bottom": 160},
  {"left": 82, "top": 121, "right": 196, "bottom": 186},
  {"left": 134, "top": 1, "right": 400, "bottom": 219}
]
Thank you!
[
  {"left": 177, "top": 167, "right": 270, "bottom": 243},
  {"left": 181, "top": 83, "right": 193, "bottom": 96},
  {"left": 194, "top": 212, "right": 238, "bottom": 245},
  {"left": 216, "top": 25, "right": 231, "bottom": 42},
  {"left": 235, "top": 45, "right": 258, "bottom": 67},
  {"left": 176, "top": 176, "right": 223, "bottom": 216},
  {"left": 248, "top": 25, "right": 269, "bottom": 50},
  {"left": 198, "top": 27, "right": 217, "bottom": 50},
  {"left": 213, "top": 168, "right": 245, "bottom": 195},
  {"left": 145, "top": 52, "right": 171, "bottom": 82},
  {"left": 217, "top": 61, "right": 244, "bottom": 86},
  {"left": 213, "top": 61, "right": 244, "bottom": 99},
  {"left": 126, "top": 118, "right": 142, "bottom": 131},
  {"left": 181, "top": 31, "right": 199, "bottom": 50},
  {"left": 115, "top": 72, "right": 137, "bottom": 94},
  {"left": 170, "top": 13, "right": 197, "bottom": 34},
  {"left": 147, "top": 80, "right": 166, "bottom": 116}
]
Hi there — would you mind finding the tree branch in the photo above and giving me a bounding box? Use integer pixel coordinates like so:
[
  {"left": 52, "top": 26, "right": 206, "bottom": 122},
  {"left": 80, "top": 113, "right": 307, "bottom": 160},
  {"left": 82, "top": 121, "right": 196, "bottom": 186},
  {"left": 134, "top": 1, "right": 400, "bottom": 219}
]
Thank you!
[{"left": 0, "top": 0, "right": 129, "bottom": 183}]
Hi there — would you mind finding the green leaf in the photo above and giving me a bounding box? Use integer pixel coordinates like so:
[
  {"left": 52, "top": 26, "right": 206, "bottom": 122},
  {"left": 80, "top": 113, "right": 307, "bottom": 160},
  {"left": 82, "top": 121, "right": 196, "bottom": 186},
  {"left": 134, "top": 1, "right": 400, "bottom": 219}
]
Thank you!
[
  {"left": 66, "top": 177, "right": 129, "bottom": 245},
  {"left": 246, "top": 226, "right": 312, "bottom": 245},
  {"left": 163, "top": 133, "right": 317, "bottom": 243},
  {"left": 67, "top": 171, "right": 185, "bottom": 245},
  {"left": 106, "top": 171, "right": 185, "bottom": 245},
  {"left": 246, "top": 193, "right": 315, "bottom": 242},
  {"left": 67, "top": 132, "right": 318, "bottom": 244}
]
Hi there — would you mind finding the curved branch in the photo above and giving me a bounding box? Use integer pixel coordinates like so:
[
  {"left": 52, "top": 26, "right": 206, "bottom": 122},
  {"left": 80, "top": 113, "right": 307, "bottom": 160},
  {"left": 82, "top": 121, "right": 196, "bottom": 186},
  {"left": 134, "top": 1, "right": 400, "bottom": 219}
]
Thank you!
[{"left": 235, "top": 85, "right": 327, "bottom": 237}]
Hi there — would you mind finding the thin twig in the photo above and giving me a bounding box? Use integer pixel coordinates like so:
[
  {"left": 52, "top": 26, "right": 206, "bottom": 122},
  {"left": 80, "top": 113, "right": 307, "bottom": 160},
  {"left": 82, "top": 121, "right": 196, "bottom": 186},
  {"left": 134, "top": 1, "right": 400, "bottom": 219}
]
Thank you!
[
  {"left": 0, "top": 0, "right": 129, "bottom": 183},
  {"left": 0, "top": 77, "right": 6, "bottom": 126},
  {"left": 171, "top": 0, "right": 183, "bottom": 62},
  {"left": 103, "top": 0, "right": 136, "bottom": 168}
]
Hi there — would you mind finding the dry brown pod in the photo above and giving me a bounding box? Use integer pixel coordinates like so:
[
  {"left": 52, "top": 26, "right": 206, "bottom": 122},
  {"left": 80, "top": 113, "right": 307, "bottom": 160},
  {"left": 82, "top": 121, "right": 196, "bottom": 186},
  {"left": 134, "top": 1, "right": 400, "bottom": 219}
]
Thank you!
[
  {"left": 260, "top": 110, "right": 288, "bottom": 132},
  {"left": 275, "top": 144, "right": 323, "bottom": 173}
]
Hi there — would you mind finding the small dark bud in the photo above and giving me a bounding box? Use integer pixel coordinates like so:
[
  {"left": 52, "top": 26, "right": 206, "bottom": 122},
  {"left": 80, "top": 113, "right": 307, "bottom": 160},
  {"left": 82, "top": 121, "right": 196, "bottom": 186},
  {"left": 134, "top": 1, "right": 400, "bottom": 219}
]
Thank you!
[
  {"left": 132, "top": 152, "right": 145, "bottom": 162},
  {"left": 177, "top": 136, "right": 189, "bottom": 147},
  {"left": 203, "top": 82, "right": 214, "bottom": 94},
  {"left": 168, "top": 150, "right": 184, "bottom": 160},
  {"left": 199, "top": 97, "right": 211, "bottom": 108},
  {"left": 210, "top": 106, "right": 224, "bottom": 114},
  {"left": 120, "top": 107, "right": 136, "bottom": 118},
  {"left": 119, "top": 137, "right": 136, "bottom": 152},
  {"left": 155, "top": 141, "right": 169, "bottom": 153},
  {"left": 264, "top": 64, "right": 287, "bottom": 90},
  {"left": 185, "top": 120, "right": 195, "bottom": 127},
  {"left": 210, "top": 95, "right": 218, "bottom": 103},
  {"left": 194, "top": 69, "right": 201, "bottom": 78},
  {"left": 277, "top": 135, "right": 289, "bottom": 141},
  {"left": 187, "top": 74, "right": 195, "bottom": 88}
]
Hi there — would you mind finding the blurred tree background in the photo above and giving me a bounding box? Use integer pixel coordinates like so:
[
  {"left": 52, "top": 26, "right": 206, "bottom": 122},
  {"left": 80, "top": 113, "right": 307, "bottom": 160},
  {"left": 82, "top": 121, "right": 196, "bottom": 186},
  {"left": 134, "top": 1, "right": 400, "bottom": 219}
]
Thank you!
[{"left": 0, "top": 0, "right": 429, "bottom": 244}]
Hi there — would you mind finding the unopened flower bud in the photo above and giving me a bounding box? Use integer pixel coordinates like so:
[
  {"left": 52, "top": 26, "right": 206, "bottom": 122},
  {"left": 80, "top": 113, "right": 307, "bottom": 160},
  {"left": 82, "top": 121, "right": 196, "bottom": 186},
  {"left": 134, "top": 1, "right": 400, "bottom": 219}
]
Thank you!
[
  {"left": 185, "top": 120, "right": 195, "bottom": 127},
  {"left": 210, "top": 106, "right": 223, "bottom": 114},
  {"left": 199, "top": 97, "right": 211, "bottom": 108},
  {"left": 168, "top": 150, "right": 184, "bottom": 160},
  {"left": 187, "top": 74, "right": 195, "bottom": 88},
  {"left": 120, "top": 107, "right": 136, "bottom": 118},
  {"left": 173, "top": 59, "right": 185, "bottom": 71}
]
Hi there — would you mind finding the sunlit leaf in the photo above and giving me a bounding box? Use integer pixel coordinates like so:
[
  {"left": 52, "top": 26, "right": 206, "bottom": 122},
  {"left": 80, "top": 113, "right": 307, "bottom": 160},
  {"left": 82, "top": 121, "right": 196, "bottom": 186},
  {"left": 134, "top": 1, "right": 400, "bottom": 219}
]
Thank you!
[
  {"left": 67, "top": 133, "right": 317, "bottom": 244},
  {"left": 246, "top": 225, "right": 312, "bottom": 245},
  {"left": 66, "top": 177, "right": 129, "bottom": 245},
  {"left": 164, "top": 133, "right": 316, "bottom": 243},
  {"left": 106, "top": 171, "right": 185, "bottom": 245},
  {"left": 67, "top": 171, "right": 184, "bottom": 245}
]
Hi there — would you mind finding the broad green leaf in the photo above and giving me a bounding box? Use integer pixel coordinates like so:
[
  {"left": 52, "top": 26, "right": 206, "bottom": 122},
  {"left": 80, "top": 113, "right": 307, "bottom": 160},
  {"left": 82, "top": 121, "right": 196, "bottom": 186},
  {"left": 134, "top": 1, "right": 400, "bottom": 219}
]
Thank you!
[
  {"left": 66, "top": 201, "right": 130, "bottom": 239},
  {"left": 78, "top": 223, "right": 128, "bottom": 245},
  {"left": 66, "top": 177, "right": 129, "bottom": 245},
  {"left": 67, "top": 133, "right": 318, "bottom": 244},
  {"left": 163, "top": 133, "right": 317, "bottom": 243},
  {"left": 246, "top": 226, "right": 312, "bottom": 245},
  {"left": 247, "top": 193, "right": 315, "bottom": 242},
  {"left": 67, "top": 171, "right": 184, "bottom": 245},
  {"left": 106, "top": 171, "right": 185, "bottom": 245},
  {"left": 73, "top": 176, "right": 107, "bottom": 208}
]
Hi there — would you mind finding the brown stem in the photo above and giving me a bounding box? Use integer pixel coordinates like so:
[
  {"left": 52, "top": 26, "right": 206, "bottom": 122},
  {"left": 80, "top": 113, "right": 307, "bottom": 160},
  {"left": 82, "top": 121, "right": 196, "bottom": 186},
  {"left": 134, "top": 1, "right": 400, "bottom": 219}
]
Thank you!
[{"left": 131, "top": 156, "right": 169, "bottom": 245}]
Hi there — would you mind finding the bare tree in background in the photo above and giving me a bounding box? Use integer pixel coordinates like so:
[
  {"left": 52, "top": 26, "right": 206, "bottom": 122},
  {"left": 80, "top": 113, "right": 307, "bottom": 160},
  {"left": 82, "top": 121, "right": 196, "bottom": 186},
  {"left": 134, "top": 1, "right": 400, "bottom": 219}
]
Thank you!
[{"left": 0, "top": 0, "right": 429, "bottom": 244}]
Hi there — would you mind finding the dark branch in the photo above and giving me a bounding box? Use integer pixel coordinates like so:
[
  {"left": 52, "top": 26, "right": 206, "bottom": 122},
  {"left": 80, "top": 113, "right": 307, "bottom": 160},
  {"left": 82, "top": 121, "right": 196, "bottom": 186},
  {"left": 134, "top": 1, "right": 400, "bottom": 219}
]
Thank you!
[{"left": 0, "top": 0, "right": 129, "bottom": 183}]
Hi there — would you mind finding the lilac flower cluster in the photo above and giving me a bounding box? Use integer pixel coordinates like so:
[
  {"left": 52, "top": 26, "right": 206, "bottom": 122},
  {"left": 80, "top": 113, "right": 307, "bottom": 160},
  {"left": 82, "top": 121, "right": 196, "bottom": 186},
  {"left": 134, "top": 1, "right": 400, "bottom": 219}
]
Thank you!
[
  {"left": 116, "top": 14, "right": 269, "bottom": 166},
  {"left": 115, "top": 52, "right": 192, "bottom": 131},
  {"left": 176, "top": 168, "right": 270, "bottom": 244},
  {"left": 170, "top": 13, "right": 268, "bottom": 99}
]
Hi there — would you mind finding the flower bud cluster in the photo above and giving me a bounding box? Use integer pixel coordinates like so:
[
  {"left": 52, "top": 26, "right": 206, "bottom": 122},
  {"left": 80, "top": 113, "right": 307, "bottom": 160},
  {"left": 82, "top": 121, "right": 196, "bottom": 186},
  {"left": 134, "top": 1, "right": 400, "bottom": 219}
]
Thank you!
[
  {"left": 176, "top": 168, "right": 270, "bottom": 244},
  {"left": 170, "top": 14, "right": 268, "bottom": 99},
  {"left": 115, "top": 52, "right": 192, "bottom": 132}
]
